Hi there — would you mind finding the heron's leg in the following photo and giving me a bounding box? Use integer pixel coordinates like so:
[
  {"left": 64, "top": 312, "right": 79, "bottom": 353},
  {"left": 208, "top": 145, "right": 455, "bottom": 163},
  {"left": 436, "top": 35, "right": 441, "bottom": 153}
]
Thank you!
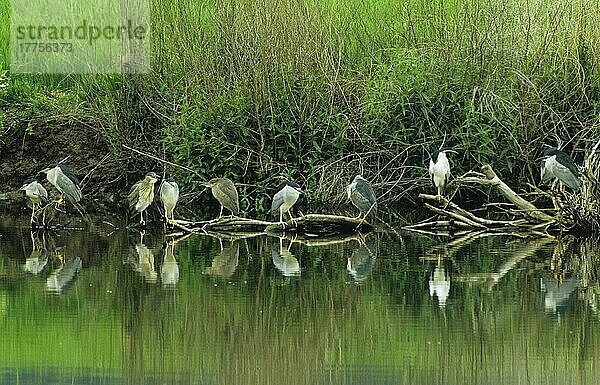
[
  {"left": 219, "top": 205, "right": 224, "bottom": 219},
  {"left": 30, "top": 205, "right": 36, "bottom": 226},
  {"left": 140, "top": 211, "right": 144, "bottom": 225}
]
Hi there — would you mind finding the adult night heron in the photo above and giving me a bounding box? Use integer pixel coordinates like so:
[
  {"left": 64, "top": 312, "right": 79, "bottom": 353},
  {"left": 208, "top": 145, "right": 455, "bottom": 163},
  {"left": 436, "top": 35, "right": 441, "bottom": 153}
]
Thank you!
[
  {"left": 19, "top": 178, "right": 48, "bottom": 225},
  {"left": 540, "top": 147, "right": 580, "bottom": 191},
  {"left": 204, "top": 178, "right": 239, "bottom": 218},
  {"left": 348, "top": 175, "right": 377, "bottom": 222},
  {"left": 41, "top": 163, "right": 82, "bottom": 204},
  {"left": 271, "top": 181, "right": 302, "bottom": 223},
  {"left": 160, "top": 177, "right": 179, "bottom": 224},
  {"left": 429, "top": 150, "right": 451, "bottom": 198},
  {"left": 128, "top": 172, "right": 160, "bottom": 225}
]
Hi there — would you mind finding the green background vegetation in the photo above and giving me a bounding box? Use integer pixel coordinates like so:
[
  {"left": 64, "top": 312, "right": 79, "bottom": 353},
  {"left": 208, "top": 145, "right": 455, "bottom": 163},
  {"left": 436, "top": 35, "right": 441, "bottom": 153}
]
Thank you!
[{"left": 1, "top": 0, "right": 599, "bottom": 215}]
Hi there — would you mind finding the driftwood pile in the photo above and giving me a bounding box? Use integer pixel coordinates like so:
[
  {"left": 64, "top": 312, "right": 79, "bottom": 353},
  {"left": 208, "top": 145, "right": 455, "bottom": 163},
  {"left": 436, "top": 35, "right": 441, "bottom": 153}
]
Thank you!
[{"left": 406, "top": 139, "right": 600, "bottom": 235}]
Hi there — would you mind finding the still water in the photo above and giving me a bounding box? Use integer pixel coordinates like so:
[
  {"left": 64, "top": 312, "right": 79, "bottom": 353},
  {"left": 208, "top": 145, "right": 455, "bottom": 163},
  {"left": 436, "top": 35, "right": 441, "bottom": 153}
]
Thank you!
[{"left": 0, "top": 215, "right": 599, "bottom": 385}]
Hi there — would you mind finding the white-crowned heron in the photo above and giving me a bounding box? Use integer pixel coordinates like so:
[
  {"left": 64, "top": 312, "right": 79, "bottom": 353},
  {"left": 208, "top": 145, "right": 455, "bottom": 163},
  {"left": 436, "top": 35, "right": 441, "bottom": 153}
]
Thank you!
[
  {"left": 19, "top": 178, "right": 48, "bottom": 225},
  {"left": 160, "top": 177, "right": 179, "bottom": 224},
  {"left": 205, "top": 178, "right": 240, "bottom": 218},
  {"left": 429, "top": 150, "right": 451, "bottom": 198},
  {"left": 161, "top": 241, "right": 179, "bottom": 288},
  {"left": 128, "top": 172, "right": 160, "bottom": 225},
  {"left": 540, "top": 147, "right": 580, "bottom": 191},
  {"left": 41, "top": 163, "right": 82, "bottom": 204},
  {"left": 429, "top": 263, "right": 450, "bottom": 308},
  {"left": 347, "top": 175, "right": 377, "bottom": 223},
  {"left": 271, "top": 181, "right": 302, "bottom": 223}
]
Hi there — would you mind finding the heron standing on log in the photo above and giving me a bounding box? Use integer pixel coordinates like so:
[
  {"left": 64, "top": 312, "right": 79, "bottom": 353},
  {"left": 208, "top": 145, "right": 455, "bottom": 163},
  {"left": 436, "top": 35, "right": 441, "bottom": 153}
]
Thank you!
[
  {"left": 540, "top": 147, "right": 580, "bottom": 191},
  {"left": 347, "top": 175, "right": 377, "bottom": 223},
  {"left": 40, "top": 163, "right": 82, "bottom": 205},
  {"left": 128, "top": 172, "right": 160, "bottom": 225},
  {"left": 160, "top": 177, "right": 179, "bottom": 224},
  {"left": 205, "top": 178, "right": 240, "bottom": 218},
  {"left": 429, "top": 150, "right": 451, "bottom": 199},
  {"left": 19, "top": 178, "right": 48, "bottom": 226},
  {"left": 271, "top": 181, "right": 302, "bottom": 223}
]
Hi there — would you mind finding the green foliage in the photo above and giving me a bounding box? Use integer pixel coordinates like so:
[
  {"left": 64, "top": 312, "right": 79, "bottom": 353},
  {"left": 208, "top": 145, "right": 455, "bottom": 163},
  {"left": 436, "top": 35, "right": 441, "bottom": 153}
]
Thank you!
[{"left": 1, "top": 0, "right": 599, "bottom": 213}]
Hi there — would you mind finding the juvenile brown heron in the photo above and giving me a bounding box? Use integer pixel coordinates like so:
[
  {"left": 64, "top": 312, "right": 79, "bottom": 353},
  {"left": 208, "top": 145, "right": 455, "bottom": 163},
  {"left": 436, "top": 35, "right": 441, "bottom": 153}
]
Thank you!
[
  {"left": 429, "top": 150, "right": 451, "bottom": 198},
  {"left": 41, "top": 163, "right": 82, "bottom": 204},
  {"left": 205, "top": 178, "right": 239, "bottom": 218},
  {"left": 128, "top": 172, "right": 160, "bottom": 225},
  {"left": 19, "top": 178, "right": 48, "bottom": 225},
  {"left": 160, "top": 177, "right": 179, "bottom": 224},
  {"left": 347, "top": 175, "right": 377, "bottom": 223},
  {"left": 540, "top": 147, "right": 580, "bottom": 191},
  {"left": 271, "top": 181, "right": 302, "bottom": 223}
]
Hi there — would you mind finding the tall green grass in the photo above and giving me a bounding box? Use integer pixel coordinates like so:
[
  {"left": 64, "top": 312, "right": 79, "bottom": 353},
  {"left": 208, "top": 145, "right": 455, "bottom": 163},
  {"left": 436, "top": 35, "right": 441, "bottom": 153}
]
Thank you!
[{"left": 1, "top": 0, "right": 599, "bottom": 214}]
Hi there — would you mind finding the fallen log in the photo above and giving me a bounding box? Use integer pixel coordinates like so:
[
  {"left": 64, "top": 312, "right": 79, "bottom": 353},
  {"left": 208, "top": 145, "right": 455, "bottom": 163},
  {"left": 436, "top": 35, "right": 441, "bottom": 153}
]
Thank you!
[
  {"left": 407, "top": 164, "right": 558, "bottom": 234},
  {"left": 172, "top": 213, "right": 374, "bottom": 237}
]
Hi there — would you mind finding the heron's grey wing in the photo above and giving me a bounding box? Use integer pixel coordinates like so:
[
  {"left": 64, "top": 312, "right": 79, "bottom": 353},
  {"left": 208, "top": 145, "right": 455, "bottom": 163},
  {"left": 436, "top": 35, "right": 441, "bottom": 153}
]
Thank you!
[
  {"left": 556, "top": 152, "right": 579, "bottom": 178},
  {"left": 554, "top": 162, "right": 580, "bottom": 191},
  {"left": 56, "top": 170, "right": 82, "bottom": 203},
  {"left": 215, "top": 181, "right": 239, "bottom": 215},
  {"left": 271, "top": 189, "right": 285, "bottom": 216},
  {"left": 351, "top": 188, "right": 376, "bottom": 218},
  {"left": 58, "top": 164, "right": 81, "bottom": 186},
  {"left": 128, "top": 182, "right": 141, "bottom": 210},
  {"left": 33, "top": 184, "right": 48, "bottom": 201},
  {"left": 540, "top": 160, "right": 552, "bottom": 183}
]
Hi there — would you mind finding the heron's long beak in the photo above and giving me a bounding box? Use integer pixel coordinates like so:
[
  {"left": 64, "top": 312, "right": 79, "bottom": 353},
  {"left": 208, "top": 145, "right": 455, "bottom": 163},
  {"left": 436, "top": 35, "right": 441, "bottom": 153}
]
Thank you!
[{"left": 18, "top": 186, "right": 26, "bottom": 191}]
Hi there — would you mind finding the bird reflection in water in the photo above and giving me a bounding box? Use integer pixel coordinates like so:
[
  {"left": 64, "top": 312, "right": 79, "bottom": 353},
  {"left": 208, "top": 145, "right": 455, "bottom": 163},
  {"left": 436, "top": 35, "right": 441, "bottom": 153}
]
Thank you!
[
  {"left": 129, "top": 231, "right": 158, "bottom": 283},
  {"left": 429, "top": 257, "right": 451, "bottom": 308},
  {"left": 347, "top": 237, "right": 377, "bottom": 283},
  {"left": 46, "top": 251, "right": 82, "bottom": 294},
  {"left": 205, "top": 241, "right": 239, "bottom": 279},
  {"left": 161, "top": 240, "right": 180, "bottom": 288},
  {"left": 540, "top": 275, "right": 579, "bottom": 314},
  {"left": 272, "top": 237, "right": 300, "bottom": 277},
  {"left": 23, "top": 231, "right": 49, "bottom": 275}
]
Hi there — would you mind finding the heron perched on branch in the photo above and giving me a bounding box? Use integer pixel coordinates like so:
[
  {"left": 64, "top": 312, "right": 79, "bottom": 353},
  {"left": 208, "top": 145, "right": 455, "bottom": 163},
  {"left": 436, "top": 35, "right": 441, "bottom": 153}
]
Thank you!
[
  {"left": 429, "top": 150, "right": 451, "bottom": 199},
  {"left": 160, "top": 177, "right": 179, "bottom": 224},
  {"left": 204, "top": 178, "right": 240, "bottom": 218},
  {"left": 41, "top": 163, "right": 82, "bottom": 204},
  {"left": 19, "top": 178, "right": 48, "bottom": 226},
  {"left": 540, "top": 147, "right": 580, "bottom": 191},
  {"left": 128, "top": 172, "right": 160, "bottom": 225},
  {"left": 347, "top": 175, "right": 377, "bottom": 223},
  {"left": 271, "top": 181, "right": 302, "bottom": 223}
]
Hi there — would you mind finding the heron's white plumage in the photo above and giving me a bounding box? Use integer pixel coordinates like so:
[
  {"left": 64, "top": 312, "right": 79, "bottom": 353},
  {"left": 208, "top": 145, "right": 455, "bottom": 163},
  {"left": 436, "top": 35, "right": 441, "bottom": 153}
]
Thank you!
[
  {"left": 541, "top": 155, "right": 580, "bottom": 191},
  {"left": 429, "top": 265, "right": 450, "bottom": 308},
  {"left": 160, "top": 180, "right": 179, "bottom": 220},
  {"left": 429, "top": 151, "right": 450, "bottom": 195},
  {"left": 271, "top": 184, "right": 301, "bottom": 221},
  {"left": 46, "top": 166, "right": 82, "bottom": 203}
]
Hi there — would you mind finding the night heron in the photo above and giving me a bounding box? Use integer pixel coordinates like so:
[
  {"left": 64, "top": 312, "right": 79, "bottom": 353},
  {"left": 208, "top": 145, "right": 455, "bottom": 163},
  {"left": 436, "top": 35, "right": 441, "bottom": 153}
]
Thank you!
[
  {"left": 205, "top": 178, "right": 240, "bottom": 218},
  {"left": 429, "top": 150, "right": 451, "bottom": 198},
  {"left": 205, "top": 242, "right": 240, "bottom": 278},
  {"left": 429, "top": 262, "right": 450, "bottom": 308},
  {"left": 41, "top": 163, "right": 82, "bottom": 204},
  {"left": 271, "top": 181, "right": 302, "bottom": 223},
  {"left": 347, "top": 175, "right": 377, "bottom": 223},
  {"left": 19, "top": 178, "right": 48, "bottom": 225},
  {"left": 160, "top": 177, "right": 179, "bottom": 224},
  {"left": 128, "top": 172, "right": 160, "bottom": 225},
  {"left": 540, "top": 147, "right": 580, "bottom": 191},
  {"left": 161, "top": 241, "right": 179, "bottom": 288},
  {"left": 46, "top": 257, "right": 82, "bottom": 294},
  {"left": 271, "top": 238, "right": 300, "bottom": 277}
]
